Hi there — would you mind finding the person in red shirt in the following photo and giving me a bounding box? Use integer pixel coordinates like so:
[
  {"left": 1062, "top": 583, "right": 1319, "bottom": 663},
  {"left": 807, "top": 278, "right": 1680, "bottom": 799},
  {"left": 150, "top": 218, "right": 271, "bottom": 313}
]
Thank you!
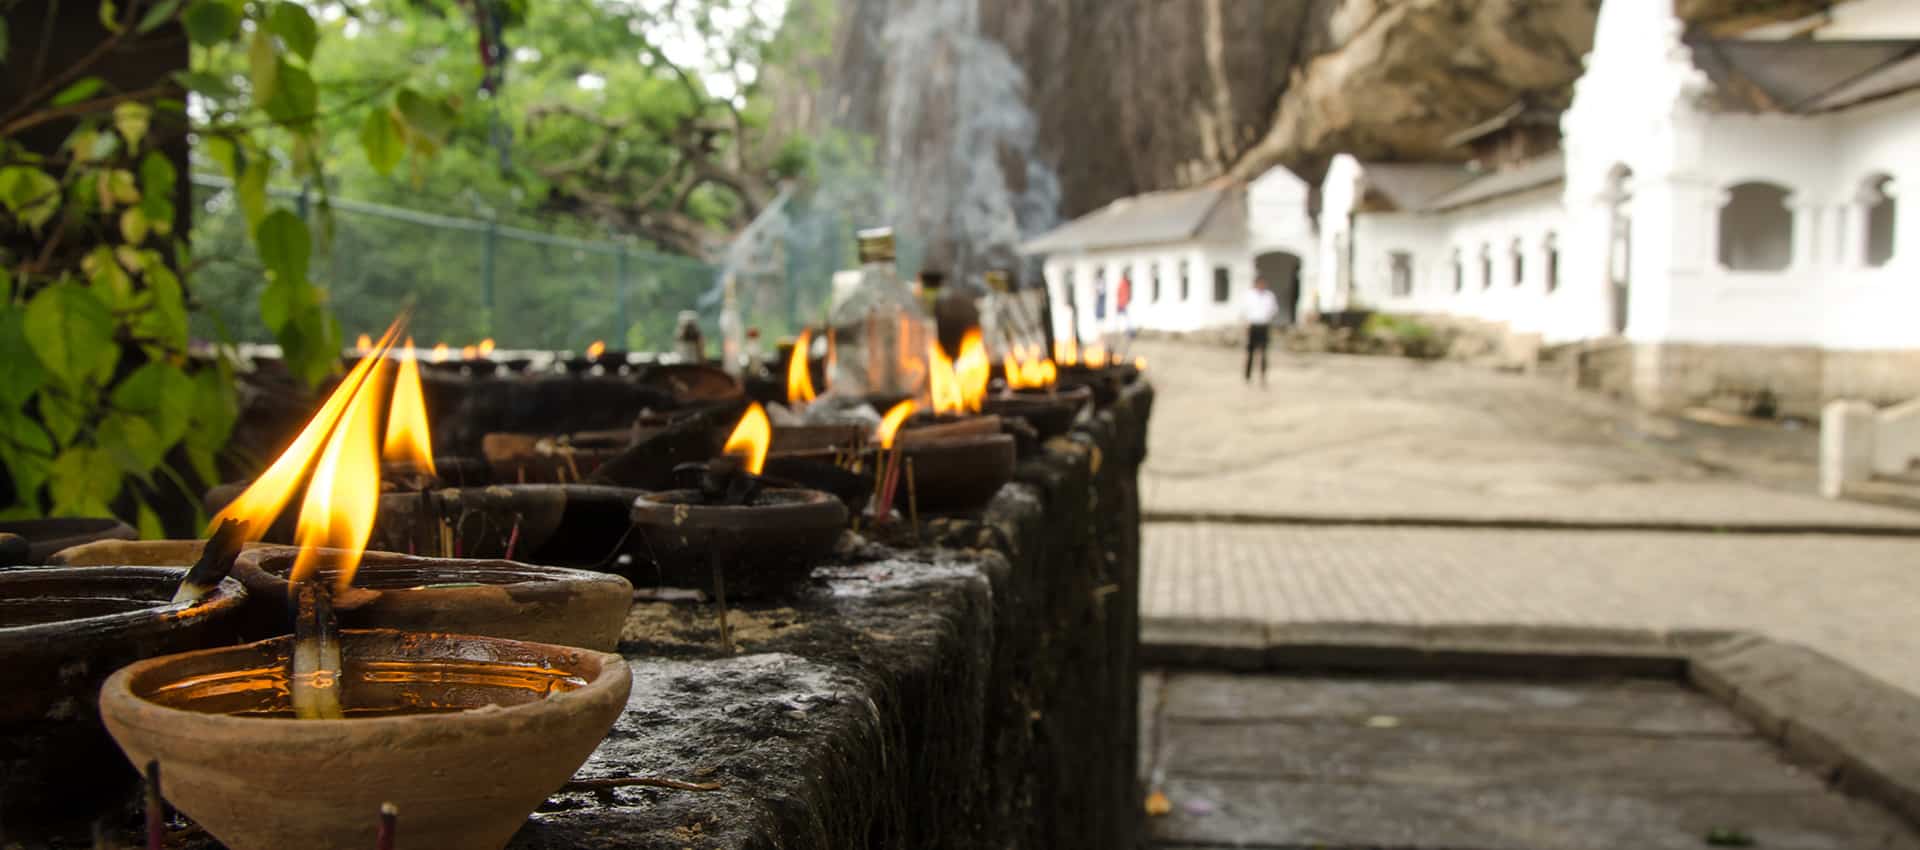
[{"left": 1115, "top": 275, "right": 1133, "bottom": 337}]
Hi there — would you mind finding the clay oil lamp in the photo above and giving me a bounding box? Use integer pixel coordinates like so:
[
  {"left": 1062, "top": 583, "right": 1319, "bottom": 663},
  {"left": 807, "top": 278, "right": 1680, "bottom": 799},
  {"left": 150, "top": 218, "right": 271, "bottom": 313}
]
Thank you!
[
  {"left": 985, "top": 344, "right": 1089, "bottom": 441},
  {"left": 874, "top": 398, "right": 1017, "bottom": 518},
  {"left": 1052, "top": 337, "right": 1130, "bottom": 406},
  {"left": 561, "top": 339, "right": 630, "bottom": 376},
  {"left": 0, "top": 560, "right": 247, "bottom": 835},
  {"left": 630, "top": 403, "right": 848, "bottom": 600},
  {"left": 205, "top": 326, "right": 634, "bottom": 649},
  {"left": 97, "top": 322, "right": 630, "bottom": 850},
  {"left": 0, "top": 516, "right": 138, "bottom": 565}
]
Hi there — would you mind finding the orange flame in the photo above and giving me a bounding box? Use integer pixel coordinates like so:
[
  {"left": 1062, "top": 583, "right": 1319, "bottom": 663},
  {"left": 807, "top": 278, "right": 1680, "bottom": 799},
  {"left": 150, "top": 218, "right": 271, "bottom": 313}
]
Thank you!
[
  {"left": 1083, "top": 341, "right": 1109, "bottom": 367},
  {"left": 722, "top": 403, "right": 772, "bottom": 476},
  {"left": 787, "top": 329, "right": 816, "bottom": 405},
  {"left": 289, "top": 352, "right": 389, "bottom": 590},
  {"left": 1004, "top": 342, "right": 1057, "bottom": 391},
  {"left": 1054, "top": 337, "right": 1079, "bottom": 367},
  {"left": 382, "top": 337, "right": 435, "bottom": 475},
  {"left": 586, "top": 340, "right": 606, "bottom": 359},
  {"left": 460, "top": 345, "right": 477, "bottom": 360},
  {"left": 477, "top": 338, "right": 495, "bottom": 357},
  {"left": 430, "top": 343, "right": 450, "bottom": 363},
  {"left": 354, "top": 334, "right": 372, "bottom": 354},
  {"left": 1134, "top": 356, "right": 1147, "bottom": 370},
  {"left": 211, "top": 320, "right": 403, "bottom": 542},
  {"left": 929, "top": 329, "right": 990, "bottom": 413},
  {"left": 875, "top": 400, "right": 916, "bottom": 450}
]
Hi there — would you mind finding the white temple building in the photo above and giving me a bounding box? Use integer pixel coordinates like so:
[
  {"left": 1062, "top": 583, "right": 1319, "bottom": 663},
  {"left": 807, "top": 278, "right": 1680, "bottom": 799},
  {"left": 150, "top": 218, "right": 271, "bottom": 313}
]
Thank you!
[{"left": 1023, "top": 0, "right": 1920, "bottom": 416}]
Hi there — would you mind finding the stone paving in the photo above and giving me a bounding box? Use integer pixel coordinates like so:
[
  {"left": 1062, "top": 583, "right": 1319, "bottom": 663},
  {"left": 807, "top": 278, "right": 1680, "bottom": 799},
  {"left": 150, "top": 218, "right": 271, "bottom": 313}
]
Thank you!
[
  {"left": 1133, "top": 338, "right": 1920, "bottom": 697},
  {"left": 1134, "top": 338, "right": 1920, "bottom": 529},
  {"left": 1141, "top": 671, "right": 1920, "bottom": 849},
  {"left": 1143, "top": 522, "right": 1920, "bottom": 696}
]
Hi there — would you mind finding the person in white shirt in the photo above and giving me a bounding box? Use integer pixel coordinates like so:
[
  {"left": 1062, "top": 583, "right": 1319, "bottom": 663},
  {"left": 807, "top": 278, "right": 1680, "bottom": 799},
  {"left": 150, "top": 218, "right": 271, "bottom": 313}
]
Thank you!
[{"left": 1243, "top": 277, "right": 1280, "bottom": 385}]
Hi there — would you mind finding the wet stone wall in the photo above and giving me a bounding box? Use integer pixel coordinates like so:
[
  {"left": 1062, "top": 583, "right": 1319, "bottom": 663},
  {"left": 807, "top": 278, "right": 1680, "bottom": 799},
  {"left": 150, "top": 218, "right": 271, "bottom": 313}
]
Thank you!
[{"left": 508, "top": 381, "right": 1153, "bottom": 850}]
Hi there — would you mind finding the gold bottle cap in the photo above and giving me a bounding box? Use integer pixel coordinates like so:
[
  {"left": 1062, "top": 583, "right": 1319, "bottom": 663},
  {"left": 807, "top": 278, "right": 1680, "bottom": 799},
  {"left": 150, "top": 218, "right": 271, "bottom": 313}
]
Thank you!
[{"left": 856, "top": 227, "right": 896, "bottom": 263}]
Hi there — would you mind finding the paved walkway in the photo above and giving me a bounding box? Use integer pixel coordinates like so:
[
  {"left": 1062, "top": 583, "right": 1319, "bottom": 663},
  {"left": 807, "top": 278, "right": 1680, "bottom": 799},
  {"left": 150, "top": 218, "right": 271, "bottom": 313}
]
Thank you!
[
  {"left": 1136, "top": 339, "right": 1920, "bottom": 529},
  {"left": 1134, "top": 338, "right": 1920, "bottom": 696}
]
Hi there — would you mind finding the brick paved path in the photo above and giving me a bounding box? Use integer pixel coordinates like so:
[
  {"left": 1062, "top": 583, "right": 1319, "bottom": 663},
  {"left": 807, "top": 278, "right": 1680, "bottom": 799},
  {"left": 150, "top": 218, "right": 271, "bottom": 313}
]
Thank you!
[{"left": 1143, "top": 522, "right": 1920, "bottom": 696}]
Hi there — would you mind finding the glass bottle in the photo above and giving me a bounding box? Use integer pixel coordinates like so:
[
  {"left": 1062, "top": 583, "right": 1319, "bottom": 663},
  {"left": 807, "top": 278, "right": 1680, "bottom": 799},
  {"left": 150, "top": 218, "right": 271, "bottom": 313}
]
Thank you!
[
  {"left": 826, "top": 227, "right": 930, "bottom": 402},
  {"left": 673, "top": 311, "right": 705, "bottom": 363}
]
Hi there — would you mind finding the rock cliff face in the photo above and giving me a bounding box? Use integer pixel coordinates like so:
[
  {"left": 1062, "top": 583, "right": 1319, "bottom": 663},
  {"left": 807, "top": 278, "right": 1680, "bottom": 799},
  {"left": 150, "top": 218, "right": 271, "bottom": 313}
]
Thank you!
[{"left": 769, "top": 0, "right": 1841, "bottom": 228}]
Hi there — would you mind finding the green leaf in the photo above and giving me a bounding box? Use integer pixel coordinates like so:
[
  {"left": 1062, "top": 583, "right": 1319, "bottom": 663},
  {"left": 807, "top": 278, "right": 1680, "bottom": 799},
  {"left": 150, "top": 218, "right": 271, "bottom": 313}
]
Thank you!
[
  {"left": 254, "top": 208, "right": 310, "bottom": 288},
  {"left": 264, "top": 60, "right": 316, "bottom": 127},
  {"left": 0, "top": 165, "right": 62, "bottom": 230},
  {"left": 98, "top": 412, "right": 165, "bottom": 473},
  {"left": 119, "top": 207, "right": 150, "bottom": 244},
  {"left": 187, "top": 363, "right": 238, "bottom": 458},
  {"left": 139, "top": 151, "right": 176, "bottom": 198},
  {"left": 84, "top": 245, "right": 134, "bottom": 308},
  {"left": 185, "top": 444, "right": 219, "bottom": 488},
  {"left": 136, "top": 0, "right": 186, "bottom": 33},
  {"left": 99, "top": 0, "right": 121, "bottom": 32},
  {"left": 236, "top": 157, "right": 268, "bottom": 227},
  {"left": 0, "top": 266, "right": 11, "bottom": 303},
  {"left": 38, "top": 389, "right": 85, "bottom": 447},
  {"left": 137, "top": 501, "right": 165, "bottom": 539},
  {"left": 111, "top": 361, "right": 194, "bottom": 447},
  {"left": 23, "top": 281, "right": 118, "bottom": 387},
  {"left": 395, "top": 89, "right": 456, "bottom": 144},
  {"left": 248, "top": 28, "right": 278, "bottom": 104},
  {"left": 359, "top": 108, "right": 404, "bottom": 176},
  {"left": 172, "top": 70, "right": 237, "bottom": 100},
  {"left": 48, "top": 447, "right": 121, "bottom": 516},
  {"left": 259, "top": 276, "right": 302, "bottom": 332},
  {"left": 134, "top": 257, "right": 189, "bottom": 350},
  {"left": 0, "top": 307, "right": 46, "bottom": 408},
  {"left": 180, "top": 0, "right": 240, "bottom": 47},
  {"left": 268, "top": 2, "right": 318, "bottom": 61},
  {"left": 0, "top": 407, "right": 54, "bottom": 508},
  {"left": 113, "top": 101, "right": 150, "bottom": 148},
  {"left": 51, "top": 77, "right": 105, "bottom": 107}
]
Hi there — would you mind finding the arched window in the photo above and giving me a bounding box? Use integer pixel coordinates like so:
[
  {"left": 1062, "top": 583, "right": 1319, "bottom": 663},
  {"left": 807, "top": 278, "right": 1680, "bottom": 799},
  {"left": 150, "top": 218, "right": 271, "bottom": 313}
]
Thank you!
[
  {"left": 1212, "top": 267, "right": 1231, "bottom": 303},
  {"left": 1390, "top": 251, "right": 1413, "bottom": 297},
  {"left": 1544, "top": 232, "right": 1560, "bottom": 293},
  {"left": 1451, "top": 249, "right": 1463, "bottom": 293},
  {"left": 1150, "top": 263, "right": 1162, "bottom": 302},
  {"left": 1864, "top": 175, "right": 1896, "bottom": 268},
  {"left": 1718, "top": 181, "right": 1794, "bottom": 271},
  {"left": 1510, "top": 238, "right": 1525, "bottom": 287},
  {"left": 1480, "top": 244, "right": 1492, "bottom": 290},
  {"left": 1178, "top": 260, "right": 1190, "bottom": 302}
]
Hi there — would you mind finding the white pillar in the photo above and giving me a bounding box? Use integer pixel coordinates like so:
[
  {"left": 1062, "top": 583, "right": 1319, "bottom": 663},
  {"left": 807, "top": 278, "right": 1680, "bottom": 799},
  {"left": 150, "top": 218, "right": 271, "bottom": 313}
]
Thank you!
[{"left": 1821, "top": 399, "right": 1877, "bottom": 499}]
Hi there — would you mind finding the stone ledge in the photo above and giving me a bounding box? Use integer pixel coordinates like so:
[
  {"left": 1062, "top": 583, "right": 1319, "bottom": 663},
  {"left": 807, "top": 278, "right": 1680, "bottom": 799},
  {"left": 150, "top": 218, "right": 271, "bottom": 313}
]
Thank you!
[
  {"left": 1144, "top": 618, "right": 1920, "bottom": 835},
  {"left": 507, "top": 381, "right": 1155, "bottom": 850}
]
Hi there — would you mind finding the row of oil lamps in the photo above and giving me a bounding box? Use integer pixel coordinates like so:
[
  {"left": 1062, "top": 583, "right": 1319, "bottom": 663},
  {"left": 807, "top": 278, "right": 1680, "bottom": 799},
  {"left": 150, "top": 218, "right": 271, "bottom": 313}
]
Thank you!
[{"left": 0, "top": 313, "right": 1143, "bottom": 850}]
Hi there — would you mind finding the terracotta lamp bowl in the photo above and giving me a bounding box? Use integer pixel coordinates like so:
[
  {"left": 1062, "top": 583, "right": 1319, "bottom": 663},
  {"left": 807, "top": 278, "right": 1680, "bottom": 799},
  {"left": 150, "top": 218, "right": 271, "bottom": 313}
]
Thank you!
[
  {"left": 101, "top": 629, "right": 629, "bottom": 850},
  {"left": 764, "top": 449, "right": 877, "bottom": 513},
  {"left": 47, "top": 538, "right": 272, "bottom": 568},
  {"left": 229, "top": 548, "right": 633, "bottom": 651},
  {"left": 642, "top": 363, "right": 743, "bottom": 404},
  {"left": 898, "top": 433, "right": 1018, "bottom": 514},
  {"left": 770, "top": 422, "right": 869, "bottom": 454},
  {"left": 370, "top": 484, "right": 646, "bottom": 570},
  {"left": 629, "top": 488, "right": 847, "bottom": 598},
  {"left": 0, "top": 517, "right": 138, "bottom": 565},
  {"left": 1056, "top": 365, "right": 1127, "bottom": 406},
  {"left": 983, "top": 386, "right": 1093, "bottom": 441},
  {"left": 0, "top": 567, "right": 246, "bottom": 833}
]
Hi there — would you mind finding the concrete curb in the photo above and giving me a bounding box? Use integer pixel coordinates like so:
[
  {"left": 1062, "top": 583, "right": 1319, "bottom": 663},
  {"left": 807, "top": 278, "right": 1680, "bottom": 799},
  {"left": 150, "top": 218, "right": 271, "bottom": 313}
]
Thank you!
[
  {"left": 1143, "top": 617, "right": 1920, "bottom": 834},
  {"left": 1141, "top": 509, "right": 1920, "bottom": 537}
]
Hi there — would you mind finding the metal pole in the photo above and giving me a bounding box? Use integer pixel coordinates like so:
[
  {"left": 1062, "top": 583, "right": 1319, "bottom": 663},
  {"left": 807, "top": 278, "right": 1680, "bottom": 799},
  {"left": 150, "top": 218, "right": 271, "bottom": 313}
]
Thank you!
[{"left": 481, "top": 221, "right": 498, "bottom": 336}]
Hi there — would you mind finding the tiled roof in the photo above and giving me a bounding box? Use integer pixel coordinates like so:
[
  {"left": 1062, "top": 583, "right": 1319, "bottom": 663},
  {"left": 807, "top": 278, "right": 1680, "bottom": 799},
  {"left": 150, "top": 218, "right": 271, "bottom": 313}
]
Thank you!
[
  {"left": 1020, "top": 183, "right": 1245, "bottom": 254},
  {"left": 1691, "top": 38, "right": 1920, "bottom": 114},
  {"left": 1424, "top": 154, "right": 1566, "bottom": 212},
  {"left": 1358, "top": 162, "right": 1478, "bottom": 212}
]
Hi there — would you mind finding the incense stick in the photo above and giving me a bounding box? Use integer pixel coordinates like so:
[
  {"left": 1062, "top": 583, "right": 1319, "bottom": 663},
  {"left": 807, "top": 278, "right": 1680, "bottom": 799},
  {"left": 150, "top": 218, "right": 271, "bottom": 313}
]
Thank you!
[
  {"left": 375, "top": 802, "right": 397, "bottom": 850},
  {"left": 171, "top": 519, "right": 246, "bottom": 603},
  {"left": 144, "top": 761, "right": 163, "bottom": 850}
]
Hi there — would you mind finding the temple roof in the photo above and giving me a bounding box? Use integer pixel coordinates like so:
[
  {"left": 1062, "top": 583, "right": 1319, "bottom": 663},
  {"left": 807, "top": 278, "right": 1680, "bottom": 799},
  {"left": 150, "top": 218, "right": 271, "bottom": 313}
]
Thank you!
[
  {"left": 1020, "top": 182, "right": 1246, "bottom": 254},
  {"left": 1691, "top": 38, "right": 1920, "bottom": 114}
]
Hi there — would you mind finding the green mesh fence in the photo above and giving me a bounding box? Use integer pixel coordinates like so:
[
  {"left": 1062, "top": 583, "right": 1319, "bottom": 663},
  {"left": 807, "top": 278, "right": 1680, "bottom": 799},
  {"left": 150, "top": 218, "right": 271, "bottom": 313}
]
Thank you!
[{"left": 189, "top": 175, "right": 734, "bottom": 352}]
